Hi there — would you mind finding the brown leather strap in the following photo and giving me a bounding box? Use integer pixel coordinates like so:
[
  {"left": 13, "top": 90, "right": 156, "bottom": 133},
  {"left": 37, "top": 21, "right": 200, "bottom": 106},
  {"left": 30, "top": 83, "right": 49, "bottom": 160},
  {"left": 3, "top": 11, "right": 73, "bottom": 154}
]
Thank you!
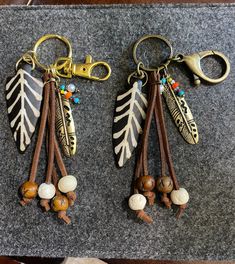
[
  {"left": 141, "top": 73, "right": 158, "bottom": 176},
  {"left": 29, "top": 73, "right": 50, "bottom": 182},
  {"left": 154, "top": 72, "right": 179, "bottom": 190},
  {"left": 45, "top": 80, "right": 56, "bottom": 183},
  {"left": 54, "top": 135, "right": 68, "bottom": 176},
  {"left": 47, "top": 98, "right": 68, "bottom": 177},
  {"left": 154, "top": 105, "right": 167, "bottom": 176}
]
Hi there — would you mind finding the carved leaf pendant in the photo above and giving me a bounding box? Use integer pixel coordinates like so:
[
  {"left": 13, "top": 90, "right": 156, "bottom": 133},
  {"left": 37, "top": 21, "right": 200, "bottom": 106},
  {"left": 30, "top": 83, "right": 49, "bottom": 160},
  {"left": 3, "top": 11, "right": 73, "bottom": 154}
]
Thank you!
[
  {"left": 113, "top": 80, "right": 148, "bottom": 167},
  {"left": 6, "top": 63, "right": 43, "bottom": 153}
]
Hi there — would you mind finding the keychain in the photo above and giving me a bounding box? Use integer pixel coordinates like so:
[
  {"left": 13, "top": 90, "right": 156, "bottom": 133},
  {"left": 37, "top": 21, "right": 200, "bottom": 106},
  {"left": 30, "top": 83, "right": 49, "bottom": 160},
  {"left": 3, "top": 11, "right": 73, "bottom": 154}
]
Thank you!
[
  {"left": 6, "top": 34, "right": 111, "bottom": 224},
  {"left": 133, "top": 35, "right": 230, "bottom": 145},
  {"left": 113, "top": 35, "right": 230, "bottom": 223}
]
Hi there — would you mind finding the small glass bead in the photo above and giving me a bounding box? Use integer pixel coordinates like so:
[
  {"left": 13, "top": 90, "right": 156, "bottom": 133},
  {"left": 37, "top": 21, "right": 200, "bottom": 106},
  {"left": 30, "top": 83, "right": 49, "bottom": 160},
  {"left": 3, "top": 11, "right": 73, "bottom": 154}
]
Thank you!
[
  {"left": 159, "top": 85, "right": 164, "bottom": 94},
  {"left": 161, "top": 78, "right": 167, "bottom": 84},
  {"left": 167, "top": 77, "right": 172, "bottom": 83},
  {"left": 174, "top": 87, "right": 180, "bottom": 93},
  {"left": 67, "top": 83, "right": 76, "bottom": 93},
  {"left": 170, "top": 80, "right": 176, "bottom": 84},
  {"left": 65, "top": 91, "right": 73, "bottom": 99},
  {"left": 172, "top": 82, "right": 179, "bottom": 89},
  {"left": 73, "top": 97, "right": 80, "bottom": 104},
  {"left": 177, "top": 90, "right": 185, "bottom": 97},
  {"left": 60, "top": 84, "right": 65, "bottom": 90}
]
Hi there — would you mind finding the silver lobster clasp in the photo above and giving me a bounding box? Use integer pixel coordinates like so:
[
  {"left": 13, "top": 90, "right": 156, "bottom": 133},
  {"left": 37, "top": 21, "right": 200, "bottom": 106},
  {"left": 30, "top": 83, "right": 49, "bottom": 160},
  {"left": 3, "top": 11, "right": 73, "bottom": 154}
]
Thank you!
[{"left": 174, "top": 51, "right": 230, "bottom": 85}]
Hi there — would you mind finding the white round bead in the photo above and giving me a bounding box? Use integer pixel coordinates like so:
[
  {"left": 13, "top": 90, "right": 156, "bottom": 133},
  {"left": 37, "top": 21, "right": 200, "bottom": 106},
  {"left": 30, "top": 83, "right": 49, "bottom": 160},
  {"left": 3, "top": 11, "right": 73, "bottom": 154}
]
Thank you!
[
  {"left": 67, "top": 83, "right": 76, "bottom": 93},
  {"left": 159, "top": 84, "right": 165, "bottom": 94},
  {"left": 170, "top": 188, "right": 189, "bottom": 205},
  {"left": 38, "top": 183, "right": 56, "bottom": 199},
  {"left": 128, "top": 194, "right": 147, "bottom": 211},
  {"left": 58, "top": 175, "right": 77, "bottom": 193}
]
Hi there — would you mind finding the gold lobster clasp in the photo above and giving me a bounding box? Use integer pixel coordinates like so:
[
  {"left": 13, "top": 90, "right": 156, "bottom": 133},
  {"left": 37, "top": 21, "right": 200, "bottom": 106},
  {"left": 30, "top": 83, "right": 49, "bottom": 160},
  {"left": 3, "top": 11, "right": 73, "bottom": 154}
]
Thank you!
[
  {"left": 54, "top": 55, "right": 111, "bottom": 81},
  {"left": 174, "top": 51, "right": 230, "bottom": 85}
]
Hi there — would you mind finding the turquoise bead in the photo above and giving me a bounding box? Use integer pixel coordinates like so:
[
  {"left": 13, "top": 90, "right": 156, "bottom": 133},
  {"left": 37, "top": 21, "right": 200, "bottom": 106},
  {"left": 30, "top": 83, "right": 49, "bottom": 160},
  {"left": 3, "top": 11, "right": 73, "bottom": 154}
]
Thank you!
[
  {"left": 161, "top": 78, "right": 167, "bottom": 84},
  {"left": 73, "top": 97, "right": 80, "bottom": 104},
  {"left": 60, "top": 84, "right": 65, "bottom": 90},
  {"left": 177, "top": 90, "right": 185, "bottom": 97}
]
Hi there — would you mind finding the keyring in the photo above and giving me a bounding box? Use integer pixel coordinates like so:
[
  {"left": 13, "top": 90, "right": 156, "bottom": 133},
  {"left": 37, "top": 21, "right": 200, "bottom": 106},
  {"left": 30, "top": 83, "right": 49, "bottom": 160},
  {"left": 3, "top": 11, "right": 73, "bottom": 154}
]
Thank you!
[
  {"left": 133, "top": 34, "right": 173, "bottom": 72},
  {"left": 32, "top": 34, "right": 72, "bottom": 71}
]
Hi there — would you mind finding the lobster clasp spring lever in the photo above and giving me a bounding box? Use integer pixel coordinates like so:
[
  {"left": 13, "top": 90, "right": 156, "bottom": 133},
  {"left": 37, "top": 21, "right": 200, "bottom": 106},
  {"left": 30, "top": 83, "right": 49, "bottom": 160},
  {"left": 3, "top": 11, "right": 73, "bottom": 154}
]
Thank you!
[
  {"left": 54, "top": 55, "right": 111, "bottom": 81},
  {"left": 174, "top": 51, "right": 230, "bottom": 85}
]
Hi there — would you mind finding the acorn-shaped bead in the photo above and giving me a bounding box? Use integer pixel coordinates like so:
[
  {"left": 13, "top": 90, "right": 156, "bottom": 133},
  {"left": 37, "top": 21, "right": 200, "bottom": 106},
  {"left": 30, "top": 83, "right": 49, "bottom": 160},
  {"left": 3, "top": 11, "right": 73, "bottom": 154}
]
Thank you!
[
  {"left": 156, "top": 176, "right": 174, "bottom": 193},
  {"left": 21, "top": 181, "right": 38, "bottom": 199},
  {"left": 58, "top": 175, "right": 77, "bottom": 193},
  {"left": 136, "top": 175, "right": 155, "bottom": 192},
  {"left": 170, "top": 188, "right": 189, "bottom": 205},
  {"left": 52, "top": 195, "right": 69, "bottom": 212},
  {"left": 38, "top": 183, "right": 56, "bottom": 199},
  {"left": 128, "top": 194, "right": 147, "bottom": 211}
]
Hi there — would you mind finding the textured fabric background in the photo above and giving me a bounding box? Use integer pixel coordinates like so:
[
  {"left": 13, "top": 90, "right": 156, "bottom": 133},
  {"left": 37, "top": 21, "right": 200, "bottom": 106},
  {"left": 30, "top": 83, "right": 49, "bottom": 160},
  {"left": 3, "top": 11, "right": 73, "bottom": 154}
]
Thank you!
[{"left": 0, "top": 4, "right": 234, "bottom": 260}]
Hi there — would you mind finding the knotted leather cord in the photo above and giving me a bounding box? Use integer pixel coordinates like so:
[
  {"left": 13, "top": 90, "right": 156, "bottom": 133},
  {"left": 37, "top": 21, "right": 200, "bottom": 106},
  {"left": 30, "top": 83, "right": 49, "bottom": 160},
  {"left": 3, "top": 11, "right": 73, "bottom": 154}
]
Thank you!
[
  {"left": 47, "top": 102, "right": 68, "bottom": 177},
  {"left": 133, "top": 71, "right": 185, "bottom": 221},
  {"left": 154, "top": 105, "right": 167, "bottom": 176},
  {"left": 29, "top": 73, "right": 50, "bottom": 182},
  {"left": 133, "top": 75, "right": 157, "bottom": 193},
  {"left": 154, "top": 71, "right": 179, "bottom": 190},
  {"left": 45, "top": 79, "right": 56, "bottom": 184},
  {"left": 141, "top": 73, "right": 158, "bottom": 176},
  {"left": 54, "top": 136, "right": 68, "bottom": 176}
]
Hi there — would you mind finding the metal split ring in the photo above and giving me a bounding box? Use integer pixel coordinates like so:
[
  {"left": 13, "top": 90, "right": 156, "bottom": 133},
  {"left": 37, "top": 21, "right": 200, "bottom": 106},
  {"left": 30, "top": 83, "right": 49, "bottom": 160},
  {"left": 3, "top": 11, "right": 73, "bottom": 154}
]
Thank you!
[{"left": 133, "top": 34, "right": 173, "bottom": 72}]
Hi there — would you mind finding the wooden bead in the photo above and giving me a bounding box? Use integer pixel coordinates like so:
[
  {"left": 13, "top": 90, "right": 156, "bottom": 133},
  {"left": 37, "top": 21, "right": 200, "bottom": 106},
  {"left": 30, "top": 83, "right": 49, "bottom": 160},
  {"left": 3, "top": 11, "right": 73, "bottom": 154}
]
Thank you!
[
  {"left": 38, "top": 183, "right": 56, "bottom": 199},
  {"left": 136, "top": 175, "right": 155, "bottom": 192},
  {"left": 52, "top": 195, "right": 69, "bottom": 212},
  {"left": 128, "top": 194, "right": 147, "bottom": 211},
  {"left": 58, "top": 175, "right": 77, "bottom": 193},
  {"left": 21, "top": 181, "right": 38, "bottom": 199},
  {"left": 156, "top": 176, "right": 173, "bottom": 193},
  {"left": 170, "top": 188, "right": 189, "bottom": 205}
]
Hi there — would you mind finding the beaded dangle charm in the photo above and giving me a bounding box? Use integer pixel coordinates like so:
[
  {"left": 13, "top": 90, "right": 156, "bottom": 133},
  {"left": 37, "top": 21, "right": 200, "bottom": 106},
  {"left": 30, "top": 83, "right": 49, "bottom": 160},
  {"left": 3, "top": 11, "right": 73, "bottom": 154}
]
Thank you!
[
  {"left": 55, "top": 83, "right": 80, "bottom": 157},
  {"left": 6, "top": 34, "right": 111, "bottom": 224},
  {"left": 160, "top": 71, "right": 199, "bottom": 144},
  {"left": 115, "top": 34, "right": 230, "bottom": 223}
]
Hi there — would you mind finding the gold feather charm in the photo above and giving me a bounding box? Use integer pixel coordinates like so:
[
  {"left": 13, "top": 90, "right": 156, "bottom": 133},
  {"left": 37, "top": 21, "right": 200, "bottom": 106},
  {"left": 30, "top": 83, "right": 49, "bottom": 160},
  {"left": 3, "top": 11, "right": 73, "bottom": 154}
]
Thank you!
[
  {"left": 162, "top": 76, "right": 199, "bottom": 144},
  {"left": 55, "top": 92, "right": 77, "bottom": 157}
]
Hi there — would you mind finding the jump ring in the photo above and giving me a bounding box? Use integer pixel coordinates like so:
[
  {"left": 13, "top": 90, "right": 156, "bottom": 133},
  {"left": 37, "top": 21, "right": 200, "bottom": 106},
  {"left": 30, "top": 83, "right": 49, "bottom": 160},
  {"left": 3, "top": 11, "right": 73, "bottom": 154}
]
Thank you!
[
  {"left": 32, "top": 34, "right": 72, "bottom": 71},
  {"left": 133, "top": 34, "right": 173, "bottom": 72}
]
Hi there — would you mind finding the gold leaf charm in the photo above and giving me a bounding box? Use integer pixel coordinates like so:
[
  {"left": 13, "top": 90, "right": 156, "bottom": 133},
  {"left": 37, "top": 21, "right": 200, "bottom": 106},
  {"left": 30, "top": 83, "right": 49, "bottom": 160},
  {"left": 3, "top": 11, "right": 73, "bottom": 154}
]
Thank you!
[
  {"left": 163, "top": 83, "right": 199, "bottom": 144},
  {"left": 55, "top": 92, "right": 77, "bottom": 157}
]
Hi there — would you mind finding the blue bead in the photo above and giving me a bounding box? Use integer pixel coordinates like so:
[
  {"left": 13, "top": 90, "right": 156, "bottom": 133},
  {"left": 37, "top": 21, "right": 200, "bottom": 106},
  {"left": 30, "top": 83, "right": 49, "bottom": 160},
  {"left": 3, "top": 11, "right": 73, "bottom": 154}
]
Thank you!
[
  {"left": 177, "top": 90, "right": 185, "bottom": 97},
  {"left": 73, "top": 98, "right": 80, "bottom": 104},
  {"left": 60, "top": 84, "right": 65, "bottom": 90},
  {"left": 161, "top": 78, "right": 167, "bottom": 84}
]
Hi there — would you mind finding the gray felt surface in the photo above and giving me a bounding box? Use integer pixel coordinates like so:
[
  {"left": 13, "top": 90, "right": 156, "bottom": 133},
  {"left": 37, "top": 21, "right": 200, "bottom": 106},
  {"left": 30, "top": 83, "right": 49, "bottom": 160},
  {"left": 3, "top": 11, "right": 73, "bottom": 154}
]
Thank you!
[{"left": 0, "top": 4, "right": 234, "bottom": 260}]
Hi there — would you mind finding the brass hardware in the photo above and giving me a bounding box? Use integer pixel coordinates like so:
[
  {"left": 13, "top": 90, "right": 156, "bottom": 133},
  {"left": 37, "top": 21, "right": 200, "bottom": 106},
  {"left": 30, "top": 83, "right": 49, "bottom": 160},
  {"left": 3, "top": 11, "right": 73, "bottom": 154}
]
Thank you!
[
  {"left": 133, "top": 34, "right": 173, "bottom": 72},
  {"left": 54, "top": 55, "right": 111, "bottom": 81},
  {"left": 55, "top": 93, "right": 77, "bottom": 157},
  {"left": 32, "top": 34, "right": 72, "bottom": 71},
  {"left": 173, "top": 51, "right": 230, "bottom": 85}
]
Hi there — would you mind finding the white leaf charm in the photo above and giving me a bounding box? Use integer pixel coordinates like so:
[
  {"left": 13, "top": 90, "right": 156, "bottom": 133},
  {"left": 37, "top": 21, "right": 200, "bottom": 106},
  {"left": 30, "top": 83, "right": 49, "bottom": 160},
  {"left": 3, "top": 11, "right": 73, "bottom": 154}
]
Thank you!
[
  {"left": 6, "top": 63, "right": 43, "bottom": 153},
  {"left": 113, "top": 80, "right": 147, "bottom": 167}
]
